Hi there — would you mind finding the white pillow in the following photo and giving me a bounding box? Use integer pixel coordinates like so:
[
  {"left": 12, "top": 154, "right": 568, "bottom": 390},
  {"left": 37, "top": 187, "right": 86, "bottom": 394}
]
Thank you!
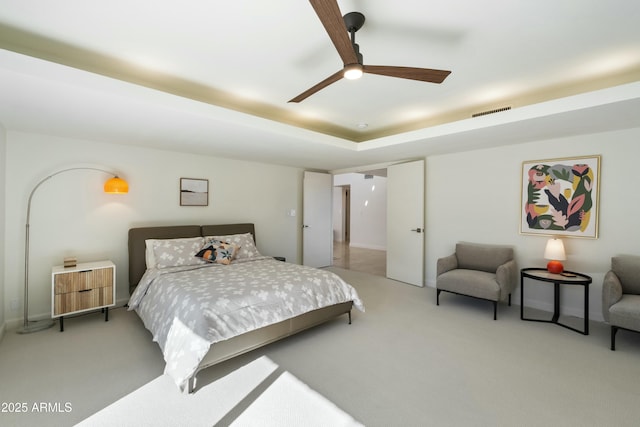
[
  {"left": 204, "top": 233, "right": 262, "bottom": 260},
  {"left": 145, "top": 237, "right": 205, "bottom": 269}
]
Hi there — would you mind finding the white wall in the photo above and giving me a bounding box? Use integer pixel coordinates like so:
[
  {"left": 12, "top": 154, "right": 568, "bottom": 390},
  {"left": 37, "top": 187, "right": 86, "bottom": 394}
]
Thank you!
[
  {"left": 333, "top": 173, "right": 387, "bottom": 250},
  {"left": 4, "top": 126, "right": 639, "bottom": 329},
  {"left": 0, "top": 124, "right": 6, "bottom": 338},
  {"left": 3, "top": 131, "right": 303, "bottom": 328},
  {"left": 332, "top": 186, "right": 345, "bottom": 241},
  {"left": 425, "top": 127, "right": 640, "bottom": 321}
]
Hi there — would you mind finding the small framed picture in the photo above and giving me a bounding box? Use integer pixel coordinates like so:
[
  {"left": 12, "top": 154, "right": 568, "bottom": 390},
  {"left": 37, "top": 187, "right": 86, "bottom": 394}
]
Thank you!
[
  {"left": 180, "top": 178, "right": 209, "bottom": 206},
  {"left": 520, "top": 155, "right": 600, "bottom": 238}
]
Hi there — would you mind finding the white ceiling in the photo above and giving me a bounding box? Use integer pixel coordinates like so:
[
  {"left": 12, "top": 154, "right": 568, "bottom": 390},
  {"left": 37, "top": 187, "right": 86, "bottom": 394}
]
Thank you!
[{"left": 1, "top": 0, "right": 639, "bottom": 172}]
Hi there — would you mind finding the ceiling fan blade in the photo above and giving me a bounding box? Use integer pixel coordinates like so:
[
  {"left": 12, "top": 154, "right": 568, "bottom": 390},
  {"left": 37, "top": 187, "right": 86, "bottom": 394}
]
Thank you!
[
  {"left": 288, "top": 69, "right": 344, "bottom": 103},
  {"left": 363, "top": 65, "right": 451, "bottom": 83},
  {"left": 309, "top": 0, "right": 359, "bottom": 66}
]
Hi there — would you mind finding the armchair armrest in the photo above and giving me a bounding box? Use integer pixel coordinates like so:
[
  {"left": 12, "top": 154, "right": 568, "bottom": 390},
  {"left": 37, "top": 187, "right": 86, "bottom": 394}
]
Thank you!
[
  {"left": 437, "top": 254, "right": 458, "bottom": 276},
  {"left": 496, "top": 259, "right": 517, "bottom": 297},
  {"left": 602, "top": 270, "right": 623, "bottom": 322}
]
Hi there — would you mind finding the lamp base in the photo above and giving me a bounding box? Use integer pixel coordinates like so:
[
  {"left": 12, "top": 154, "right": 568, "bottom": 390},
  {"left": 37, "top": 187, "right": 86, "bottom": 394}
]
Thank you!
[
  {"left": 16, "top": 319, "right": 55, "bottom": 334},
  {"left": 547, "top": 260, "right": 564, "bottom": 274}
]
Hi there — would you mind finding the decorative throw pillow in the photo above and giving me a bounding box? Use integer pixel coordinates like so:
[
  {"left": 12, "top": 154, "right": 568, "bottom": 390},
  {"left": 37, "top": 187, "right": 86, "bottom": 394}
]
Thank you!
[
  {"left": 196, "top": 240, "right": 240, "bottom": 265},
  {"left": 211, "top": 242, "right": 239, "bottom": 265},
  {"left": 194, "top": 245, "right": 217, "bottom": 263},
  {"left": 150, "top": 237, "right": 206, "bottom": 269},
  {"left": 205, "top": 233, "right": 262, "bottom": 260}
]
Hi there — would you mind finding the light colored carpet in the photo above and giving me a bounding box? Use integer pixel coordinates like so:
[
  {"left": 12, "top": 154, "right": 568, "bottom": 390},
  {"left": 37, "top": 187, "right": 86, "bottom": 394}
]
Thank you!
[
  {"left": 76, "top": 356, "right": 362, "bottom": 427},
  {"left": 1, "top": 266, "right": 640, "bottom": 426}
]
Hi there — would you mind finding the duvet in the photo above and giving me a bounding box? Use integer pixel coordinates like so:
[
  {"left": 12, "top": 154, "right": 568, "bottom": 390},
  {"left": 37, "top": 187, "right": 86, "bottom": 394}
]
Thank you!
[{"left": 128, "top": 256, "right": 364, "bottom": 389}]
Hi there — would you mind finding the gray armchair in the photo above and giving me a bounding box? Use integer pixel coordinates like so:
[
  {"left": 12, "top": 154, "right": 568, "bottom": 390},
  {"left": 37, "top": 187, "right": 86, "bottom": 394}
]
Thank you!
[
  {"left": 602, "top": 255, "right": 640, "bottom": 350},
  {"left": 436, "top": 242, "right": 517, "bottom": 320}
]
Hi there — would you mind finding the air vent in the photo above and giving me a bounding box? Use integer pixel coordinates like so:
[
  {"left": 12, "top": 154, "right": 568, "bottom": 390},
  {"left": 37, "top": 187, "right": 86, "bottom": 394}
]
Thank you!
[
  {"left": 364, "top": 174, "right": 374, "bottom": 180},
  {"left": 472, "top": 106, "right": 511, "bottom": 118}
]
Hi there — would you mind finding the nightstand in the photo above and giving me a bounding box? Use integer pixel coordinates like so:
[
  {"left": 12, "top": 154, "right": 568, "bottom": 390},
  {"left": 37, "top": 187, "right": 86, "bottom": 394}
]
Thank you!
[{"left": 51, "top": 260, "right": 116, "bottom": 332}]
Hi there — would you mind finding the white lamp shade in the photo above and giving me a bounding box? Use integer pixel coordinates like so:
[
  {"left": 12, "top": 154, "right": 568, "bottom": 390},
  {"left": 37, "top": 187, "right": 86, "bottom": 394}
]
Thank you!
[{"left": 544, "top": 238, "right": 566, "bottom": 261}]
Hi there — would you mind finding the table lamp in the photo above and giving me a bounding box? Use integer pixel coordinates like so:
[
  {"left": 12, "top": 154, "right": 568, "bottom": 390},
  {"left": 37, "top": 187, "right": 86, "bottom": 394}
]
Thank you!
[{"left": 544, "top": 237, "right": 566, "bottom": 274}]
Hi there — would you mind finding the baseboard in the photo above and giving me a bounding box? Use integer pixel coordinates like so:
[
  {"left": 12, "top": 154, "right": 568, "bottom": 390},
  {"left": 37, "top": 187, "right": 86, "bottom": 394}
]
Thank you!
[
  {"left": 4, "top": 297, "right": 131, "bottom": 331},
  {"left": 428, "top": 280, "right": 604, "bottom": 322},
  {"left": 5, "top": 317, "right": 22, "bottom": 331},
  {"left": 522, "top": 297, "right": 604, "bottom": 323},
  {"left": 5, "top": 310, "right": 50, "bottom": 331},
  {"left": 348, "top": 242, "right": 386, "bottom": 251}
]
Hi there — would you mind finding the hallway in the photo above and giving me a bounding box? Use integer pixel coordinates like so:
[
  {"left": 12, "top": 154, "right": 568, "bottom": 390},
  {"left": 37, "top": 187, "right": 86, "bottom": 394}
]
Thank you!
[{"left": 332, "top": 241, "right": 386, "bottom": 277}]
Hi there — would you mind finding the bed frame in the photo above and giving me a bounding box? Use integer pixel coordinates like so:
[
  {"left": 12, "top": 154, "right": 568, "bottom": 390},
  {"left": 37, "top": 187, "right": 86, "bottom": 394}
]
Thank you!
[{"left": 128, "top": 223, "right": 353, "bottom": 393}]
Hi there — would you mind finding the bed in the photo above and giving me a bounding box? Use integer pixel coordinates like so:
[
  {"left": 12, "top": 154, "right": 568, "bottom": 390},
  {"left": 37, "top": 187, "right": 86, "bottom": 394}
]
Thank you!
[{"left": 127, "top": 223, "right": 364, "bottom": 393}]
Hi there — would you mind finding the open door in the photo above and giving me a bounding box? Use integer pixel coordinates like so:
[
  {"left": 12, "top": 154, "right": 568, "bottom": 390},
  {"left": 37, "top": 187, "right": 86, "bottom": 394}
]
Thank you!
[
  {"left": 303, "top": 171, "right": 332, "bottom": 267},
  {"left": 386, "top": 160, "right": 425, "bottom": 286}
]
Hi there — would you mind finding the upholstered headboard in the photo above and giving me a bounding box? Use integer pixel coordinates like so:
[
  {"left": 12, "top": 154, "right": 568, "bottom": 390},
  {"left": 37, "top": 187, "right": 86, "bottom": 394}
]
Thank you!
[
  {"left": 200, "top": 223, "right": 255, "bottom": 241},
  {"left": 128, "top": 223, "right": 256, "bottom": 295}
]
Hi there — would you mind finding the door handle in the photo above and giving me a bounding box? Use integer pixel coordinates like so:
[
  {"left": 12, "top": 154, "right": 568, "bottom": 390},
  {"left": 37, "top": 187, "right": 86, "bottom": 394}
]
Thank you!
[
  {"left": 411, "top": 228, "right": 423, "bottom": 233},
  {"left": 302, "top": 225, "right": 310, "bottom": 229}
]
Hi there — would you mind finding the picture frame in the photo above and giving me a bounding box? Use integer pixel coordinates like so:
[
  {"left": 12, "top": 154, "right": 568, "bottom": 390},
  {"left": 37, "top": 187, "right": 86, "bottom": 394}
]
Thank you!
[
  {"left": 520, "top": 155, "right": 600, "bottom": 238},
  {"left": 180, "top": 178, "right": 209, "bottom": 206}
]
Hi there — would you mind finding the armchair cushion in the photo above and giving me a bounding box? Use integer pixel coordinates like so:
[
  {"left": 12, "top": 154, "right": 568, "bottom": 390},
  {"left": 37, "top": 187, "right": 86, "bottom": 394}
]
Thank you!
[
  {"left": 436, "top": 253, "right": 458, "bottom": 276},
  {"left": 496, "top": 259, "right": 518, "bottom": 296},
  {"left": 455, "top": 242, "right": 514, "bottom": 273},
  {"left": 609, "top": 295, "right": 640, "bottom": 332},
  {"left": 437, "top": 269, "right": 500, "bottom": 301},
  {"left": 603, "top": 255, "right": 640, "bottom": 350},
  {"left": 603, "top": 255, "right": 640, "bottom": 327},
  {"left": 437, "top": 242, "right": 516, "bottom": 303},
  {"left": 602, "top": 270, "right": 623, "bottom": 322},
  {"left": 611, "top": 255, "right": 640, "bottom": 295}
]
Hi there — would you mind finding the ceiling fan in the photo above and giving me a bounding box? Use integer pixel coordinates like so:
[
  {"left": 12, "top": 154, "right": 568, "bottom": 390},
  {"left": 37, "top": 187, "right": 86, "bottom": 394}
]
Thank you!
[{"left": 289, "top": 0, "right": 452, "bottom": 103}]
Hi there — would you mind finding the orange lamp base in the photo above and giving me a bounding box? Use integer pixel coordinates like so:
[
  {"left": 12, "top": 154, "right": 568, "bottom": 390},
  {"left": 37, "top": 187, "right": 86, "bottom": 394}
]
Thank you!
[{"left": 547, "top": 260, "right": 564, "bottom": 274}]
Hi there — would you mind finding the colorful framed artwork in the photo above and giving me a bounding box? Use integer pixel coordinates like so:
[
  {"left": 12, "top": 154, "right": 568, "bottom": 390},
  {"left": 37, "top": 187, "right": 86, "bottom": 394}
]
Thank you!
[
  {"left": 520, "top": 155, "right": 600, "bottom": 238},
  {"left": 180, "top": 178, "right": 209, "bottom": 206}
]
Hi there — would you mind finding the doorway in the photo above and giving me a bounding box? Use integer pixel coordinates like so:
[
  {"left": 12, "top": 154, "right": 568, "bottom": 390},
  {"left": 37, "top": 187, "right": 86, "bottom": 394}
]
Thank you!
[
  {"left": 333, "top": 185, "right": 350, "bottom": 243},
  {"left": 332, "top": 172, "right": 387, "bottom": 277}
]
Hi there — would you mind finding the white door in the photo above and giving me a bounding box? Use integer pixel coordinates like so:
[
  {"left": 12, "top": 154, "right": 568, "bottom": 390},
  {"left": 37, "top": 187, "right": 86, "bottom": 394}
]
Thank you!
[
  {"left": 386, "top": 160, "right": 425, "bottom": 286},
  {"left": 303, "top": 171, "right": 333, "bottom": 267}
]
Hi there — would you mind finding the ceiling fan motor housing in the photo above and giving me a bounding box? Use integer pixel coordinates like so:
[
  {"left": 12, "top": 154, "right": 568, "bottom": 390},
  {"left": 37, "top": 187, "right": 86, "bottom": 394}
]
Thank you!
[
  {"left": 344, "top": 12, "right": 365, "bottom": 65},
  {"left": 352, "top": 43, "right": 363, "bottom": 64},
  {"left": 343, "top": 11, "right": 365, "bottom": 33}
]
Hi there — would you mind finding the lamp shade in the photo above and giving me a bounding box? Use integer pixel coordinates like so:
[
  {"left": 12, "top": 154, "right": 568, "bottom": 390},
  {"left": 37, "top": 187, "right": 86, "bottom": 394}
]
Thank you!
[
  {"left": 544, "top": 238, "right": 566, "bottom": 261},
  {"left": 544, "top": 238, "right": 566, "bottom": 274},
  {"left": 104, "top": 176, "right": 129, "bottom": 194}
]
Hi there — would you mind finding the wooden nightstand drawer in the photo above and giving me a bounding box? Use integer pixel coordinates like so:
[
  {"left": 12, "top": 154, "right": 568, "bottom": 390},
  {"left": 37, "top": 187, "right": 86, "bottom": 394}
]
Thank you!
[
  {"left": 54, "top": 268, "right": 114, "bottom": 294},
  {"left": 54, "top": 286, "right": 114, "bottom": 316}
]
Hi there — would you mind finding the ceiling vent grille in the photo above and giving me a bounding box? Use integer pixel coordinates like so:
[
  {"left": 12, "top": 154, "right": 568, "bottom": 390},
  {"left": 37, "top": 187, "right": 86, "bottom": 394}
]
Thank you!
[{"left": 472, "top": 106, "right": 511, "bottom": 118}]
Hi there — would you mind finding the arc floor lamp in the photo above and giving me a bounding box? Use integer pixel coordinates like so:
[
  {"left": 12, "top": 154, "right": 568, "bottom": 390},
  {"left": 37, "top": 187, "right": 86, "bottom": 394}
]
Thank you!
[{"left": 17, "top": 167, "right": 128, "bottom": 334}]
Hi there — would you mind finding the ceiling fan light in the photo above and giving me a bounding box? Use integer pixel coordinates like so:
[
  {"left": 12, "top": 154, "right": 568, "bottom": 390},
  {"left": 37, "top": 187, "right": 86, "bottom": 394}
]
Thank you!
[{"left": 343, "top": 64, "right": 363, "bottom": 80}]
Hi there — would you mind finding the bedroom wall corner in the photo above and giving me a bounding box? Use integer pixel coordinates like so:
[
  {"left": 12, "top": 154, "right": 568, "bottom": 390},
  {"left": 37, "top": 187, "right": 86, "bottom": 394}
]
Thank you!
[
  {"left": 4, "top": 131, "right": 304, "bottom": 328},
  {"left": 425, "top": 127, "right": 640, "bottom": 323},
  {"left": 0, "top": 123, "right": 6, "bottom": 341}
]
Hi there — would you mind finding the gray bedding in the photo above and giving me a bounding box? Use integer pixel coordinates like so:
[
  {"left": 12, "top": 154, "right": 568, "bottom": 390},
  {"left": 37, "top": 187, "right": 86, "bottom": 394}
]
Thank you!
[{"left": 128, "top": 256, "right": 364, "bottom": 389}]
